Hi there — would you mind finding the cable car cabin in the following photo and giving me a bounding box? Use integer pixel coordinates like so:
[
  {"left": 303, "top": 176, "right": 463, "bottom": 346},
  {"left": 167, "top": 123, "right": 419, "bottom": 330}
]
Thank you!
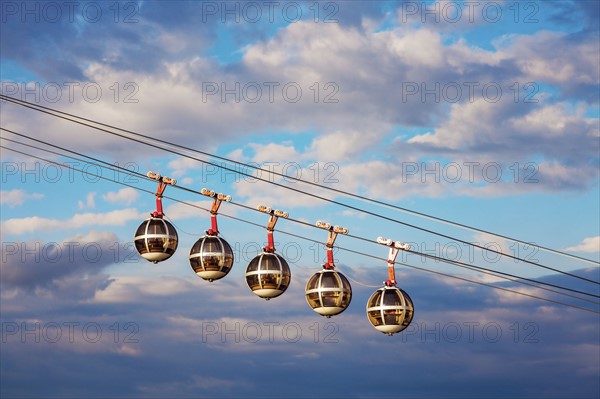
[
  {"left": 366, "top": 286, "right": 414, "bottom": 336},
  {"left": 245, "top": 252, "right": 291, "bottom": 300},
  {"left": 189, "top": 235, "right": 234, "bottom": 282},
  {"left": 134, "top": 217, "right": 178, "bottom": 263},
  {"left": 305, "top": 269, "right": 352, "bottom": 317}
]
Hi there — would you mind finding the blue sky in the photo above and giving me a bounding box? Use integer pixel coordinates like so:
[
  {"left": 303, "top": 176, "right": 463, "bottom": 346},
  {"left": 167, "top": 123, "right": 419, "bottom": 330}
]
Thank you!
[{"left": 1, "top": 1, "right": 599, "bottom": 398}]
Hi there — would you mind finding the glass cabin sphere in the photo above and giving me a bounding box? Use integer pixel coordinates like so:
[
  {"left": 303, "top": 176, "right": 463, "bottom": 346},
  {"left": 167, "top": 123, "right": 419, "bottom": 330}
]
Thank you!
[
  {"left": 366, "top": 286, "right": 414, "bottom": 336},
  {"left": 134, "top": 217, "right": 178, "bottom": 263},
  {"left": 305, "top": 269, "right": 352, "bottom": 317},
  {"left": 245, "top": 252, "right": 291, "bottom": 300},
  {"left": 189, "top": 235, "right": 234, "bottom": 282}
]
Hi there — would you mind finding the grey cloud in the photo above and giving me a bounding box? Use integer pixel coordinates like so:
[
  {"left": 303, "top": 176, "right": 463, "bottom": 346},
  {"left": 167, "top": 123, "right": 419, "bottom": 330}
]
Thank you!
[
  {"left": 0, "top": 231, "right": 130, "bottom": 292},
  {"left": 546, "top": 0, "right": 600, "bottom": 32},
  {"left": 1, "top": 1, "right": 400, "bottom": 82},
  {"left": 1, "top": 1, "right": 219, "bottom": 81},
  {"left": 1, "top": 3, "right": 598, "bottom": 200},
  {"left": 1, "top": 263, "right": 598, "bottom": 398}
]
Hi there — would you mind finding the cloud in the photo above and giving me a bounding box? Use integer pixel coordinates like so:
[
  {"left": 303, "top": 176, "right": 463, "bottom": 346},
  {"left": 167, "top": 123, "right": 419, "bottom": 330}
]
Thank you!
[
  {"left": 102, "top": 187, "right": 139, "bottom": 206},
  {"left": 2, "top": 262, "right": 598, "bottom": 398},
  {"left": 231, "top": 172, "right": 330, "bottom": 208},
  {"left": 248, "top": 142, "right": 299, "bottom": 164},
  {"left": 88, "top": 276, "right": 197, "bottom": 304},
  {"left": 167, "top": 156, "right": 202, "bottom": 178},
  {"left": 2, "top": 4, "right": 599, "bottom": 398},
  {"left": 307, "top": 129, "right": 383, "bottom": 162},
  {"left": 0, "top": 2, "right": 221, "bottom": 80},
  {"left": 179, "top": 177, "right": 193, "bottom": 185},
  {"left": 77, "top": 192, "right": 96, "bottom": 210},
  {"left": 3, "top": 14, "right": 598, "bottom": 201},
  {"left": 564, "top": 236, "right": 600, "bottom": 254},
  {"left": 138, "top": 375, "right": 253, "bottom": 397},
  {"left": 0, "top": 21, "right": 489, "bottom": 160},
  {"left": 2, "top": 228, "right": 598, "bottom": 397},
  {"left": 496, "top": 30, "right": 599, "bottom": 96},
  {"left": 0, "top": 189, "right": 44, "bottom": 207},
  {"left": 472, "top": 232, "right": 512, "bottom": 257},
  {"left": 163, "top": 199, "right": 214, "bottom": 221},
  {"left": 0, "top": 230, "right": 123, "bottom": 293},
  {"left": 406, "top": 100, "right": 598, "bottom": 161},
  {"left": 401, "top": 98, "right": 599, "bottom": 192},
  {"left": 1, "top": 208, "right": 143, "bottom": 235}
]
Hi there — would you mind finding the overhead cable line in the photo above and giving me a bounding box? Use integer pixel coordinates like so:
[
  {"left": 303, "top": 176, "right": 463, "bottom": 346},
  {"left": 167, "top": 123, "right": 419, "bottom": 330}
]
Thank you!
[
  {"left": 2, "top": 94, "right": 597, "bottom": 267},
  {"left": 3, "top": 129, "right": 599, "bottom": 300},
  {"left": 1, "top": 102, "right": 598, "bottom": 285},
  {"left": 2, "top": 143, "right": 599, "bottom": 314},
  {"left": 2, "top": 137, "right": 599, "bottom": 308},
  {"left": 3, "top": 128, "right": 600, "bottom": 300}
]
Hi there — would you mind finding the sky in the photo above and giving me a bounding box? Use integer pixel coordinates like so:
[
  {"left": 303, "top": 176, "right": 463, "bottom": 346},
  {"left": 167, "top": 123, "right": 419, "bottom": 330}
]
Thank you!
[{"left": 0, "top": 0, "right": 599, "bottom": 398}]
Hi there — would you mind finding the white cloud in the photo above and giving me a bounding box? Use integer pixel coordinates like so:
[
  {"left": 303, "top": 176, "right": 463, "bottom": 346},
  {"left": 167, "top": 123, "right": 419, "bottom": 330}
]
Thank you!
[
  {"left": 1, "top": 208, "right": 143, "bottom": 235},
  {"left": 496, "top": 30, "right": 600, "bottom": 87},
  {"left": 167, "top": 156, "right": 202, "bottom": 178},
  {"left": 564, "top": 236, "right": 600, "bottom": 254},
  {"left": 0, "top": 189, "right": 44, "bottom": 207},
  {"left": 406, "top": 97, "right": 502, "bottom": 150},
  {"left": 163, "top": 199, "right": 214, "bottom": 221},
  {"left": 341, "top": 210, "right": 367, "bottom": 219},
  {"left": 402, "top": 97, "right": 599, "bottom": 192},
  {"left": 472, "top": 232, "right": 512, "bottom": 258},
  {"left": 226, "top": 148, "right": 245, "bottom": 162},
  {"left": 307, "top": 129, "right": 382, "bottom": 162},
  {"left": 334, "top": 160, "right": 449, "bottom": 200},
  {"left": 492, "top": 285, "right": 547, "bottom": 305},
  {"left": 231, "top": 173, "right": 329, "bottom": 208},
  {"left": 248, "top": 142, "right": 299, "bottom": 164},
  {"left": 114, "top": 345, "right": 143, "bottom": 357},
  {"left": 3, "top": 5, "right": 600, "bottom": 398},
  {"left": 1, "top": 9, "right": 597, "bottom": 206},
  {"left": 77, "top": 192, "right": 96, "bottom": 210},
  {"left": 65, "top": 229, "right": 122, "bottom": 244},
  {"left": 102, "top": 187, "right": 140, "bottom": 206},
  {"left": 138, "top": 374, "right": 252, "bottom": 396},
  {"left": 1, "top": 230, "right": 124, "bottom": 292},
  {"left": 89, "top": 276, "right": 196, "bottom": 303}
]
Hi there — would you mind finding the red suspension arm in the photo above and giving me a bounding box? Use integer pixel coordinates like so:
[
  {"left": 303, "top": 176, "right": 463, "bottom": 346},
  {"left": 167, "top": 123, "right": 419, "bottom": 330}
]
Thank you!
[
  {"left": 258, "top": 206, "right": 288, "bottom": 253},
  {"left": 201, "top": 189, "right": 231, "bottom": 236},
  {"left": 148, "top": 172, "right": 175, "bottom": 218},
  {"left": 317, "top": 221, "right": 348, "bottom": 269},
  {"left": 377, "top": 237, "right": 410, "bottom": 287}
]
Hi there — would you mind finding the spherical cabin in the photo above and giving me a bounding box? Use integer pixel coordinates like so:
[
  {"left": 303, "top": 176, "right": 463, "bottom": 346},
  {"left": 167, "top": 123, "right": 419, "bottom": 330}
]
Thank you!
[
  {"left": 366, "top": 286, "right": 414, "bottom": 336},
  {"left": 189, "top": 235, "right": 234, "bottom": 282},
  {"left": 305, "top": 269, "right": 352, "bottom": 317},
  {"left": 134, "top": 217, "right": 178, "bottom": 263},
  {"left": 245, "top": 252, "right": 291, "bottom": 300}
]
